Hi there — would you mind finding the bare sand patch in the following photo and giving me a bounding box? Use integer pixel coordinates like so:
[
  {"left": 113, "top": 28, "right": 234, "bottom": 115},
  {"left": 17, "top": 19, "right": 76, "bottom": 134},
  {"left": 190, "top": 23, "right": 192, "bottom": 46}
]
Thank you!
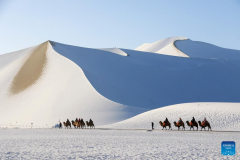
[{"left": 9, "top": 42, "right": 48, "bottom": 95}]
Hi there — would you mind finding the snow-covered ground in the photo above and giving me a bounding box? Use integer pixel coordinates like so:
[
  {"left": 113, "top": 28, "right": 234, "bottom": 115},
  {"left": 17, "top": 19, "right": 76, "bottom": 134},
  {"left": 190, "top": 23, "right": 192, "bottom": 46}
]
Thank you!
[{"left": 0, "top": 128, "right": 239, "bottom": 159}]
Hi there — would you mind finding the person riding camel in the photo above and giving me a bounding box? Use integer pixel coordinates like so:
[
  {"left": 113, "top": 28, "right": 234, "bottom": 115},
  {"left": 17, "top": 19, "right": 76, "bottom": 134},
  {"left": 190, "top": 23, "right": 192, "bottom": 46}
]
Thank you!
[
  {"left": 78, "top": 118, "right": 81, "bottom": 123},
  {"left": 164, "top": 118, "right": 169, "bottom": 124},
  {"left": 202, "top": 117, "right": 207, "bottom": 125},
  {"left": 75, "top": 118, "right": 78, "bottom": 122},
  {"left": 191, "top": 117, "right": 195, "bottom": 123},
  {"left": 178, "top": 118, "right": 183, "bottom": 125},
  {"left": 67, "top": 119, "right": 70, "bottom": 125},
  {"left": 89, "top": 118, "right": 93, "bottom": 123},
  {"left": 81, "top": 118, "right": 83, "bottom": 123}
]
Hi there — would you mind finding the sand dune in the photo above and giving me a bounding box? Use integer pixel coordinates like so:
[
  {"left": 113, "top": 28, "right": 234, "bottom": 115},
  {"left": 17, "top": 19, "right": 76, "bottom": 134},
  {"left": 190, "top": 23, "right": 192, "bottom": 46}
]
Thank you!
[
  {"left": 98, "top": 48, "right": 128, "bottom": 56},
  {"left": 102, "top": 102, "right": 240, "bottom": 131},
  {"left": 135, "top": 37, "right": 189, "bottom": 57},
  {"left": 175, "top": 39, "right": 240, "bottom": 61},
  {"left": 0, "top": 37, "right": 239, "bottom": 128},
  {"left": 10, "top": 42, "right": 48, "bottom": 95}
]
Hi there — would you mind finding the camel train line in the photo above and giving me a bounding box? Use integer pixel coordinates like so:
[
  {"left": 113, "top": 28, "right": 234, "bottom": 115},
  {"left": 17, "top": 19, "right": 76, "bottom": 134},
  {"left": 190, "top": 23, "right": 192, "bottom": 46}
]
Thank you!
[
  {"left": 60, "top": 118, "right": 95, "bottom": 129},
  {"left": 159, "top": 117, "right": 212, "bottom": 131}
]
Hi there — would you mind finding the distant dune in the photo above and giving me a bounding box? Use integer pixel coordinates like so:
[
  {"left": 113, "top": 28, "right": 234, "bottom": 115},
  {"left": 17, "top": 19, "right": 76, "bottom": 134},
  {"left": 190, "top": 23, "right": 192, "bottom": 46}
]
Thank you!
[
  {"left": 102, "top": 102, "right": 240, "bottom": 131},
  {"left": 135, "top": 37, "right": 189, "bottom": 57},
  {"left": 0, "top": 37, "right": 239, "bottom": 129}
]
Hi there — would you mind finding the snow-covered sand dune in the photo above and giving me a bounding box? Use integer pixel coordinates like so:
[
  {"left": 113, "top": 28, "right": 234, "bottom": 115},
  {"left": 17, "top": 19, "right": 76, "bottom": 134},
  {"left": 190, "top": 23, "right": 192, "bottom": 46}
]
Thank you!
[
  {"left": 52, "top": 41, "right": 240, "bottom": 109},
  {"left": 136, "top": 37, "right": 240, "bottom": 61},
  {"left": 0, "top": 41, "right": 146, "bottom": 126},
  {"left": 135, "top": 37, "right": 189, "bottom": 57},
  {"left": 0, "top": 37, "right": 240, "bottom": 128},
  {"left": 102, "top": 103, "right": 240, "bottom": 131},
  {"left": 175, "top": 39, "right": 240, "bottom": 61}
]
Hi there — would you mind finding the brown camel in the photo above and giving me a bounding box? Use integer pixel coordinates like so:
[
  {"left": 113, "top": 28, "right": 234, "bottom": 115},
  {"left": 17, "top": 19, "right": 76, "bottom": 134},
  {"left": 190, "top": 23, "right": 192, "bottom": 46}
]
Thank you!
[
  {"left": 63, "top": 122, "right": 71, "bottom": 129},
  {"left": 186, "top": 121, "right": 198, "bottom": 131},
  {"left": 159, "top": 121, "right": 172, "bottom": 130},
  {"left": 71, "top": 120, "right": 77, "bottom": 129},
  {"left": 80, "top": 121, "right": 86, "bottom": 129},
  {"left": 198, "top": 121, "right": 212, "bottom": 131},
  {"left": 72, "top": 120, "right": 80, "bottom": 129},
  {"left": 73, "top": 120, "right": 85, "bottom": 129},
  {"left": 86, "top": 121, "right": 95, "bottom": 129},
  {"left": 174, "top": 121, "right": 185, "bottom": 130}
]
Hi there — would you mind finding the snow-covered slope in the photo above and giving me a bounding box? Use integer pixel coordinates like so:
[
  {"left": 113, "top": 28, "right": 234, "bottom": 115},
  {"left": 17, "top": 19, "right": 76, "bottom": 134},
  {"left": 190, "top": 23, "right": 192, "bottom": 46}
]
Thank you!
[
  {"left": 175, "top": 39, "right": 240, "bottom": 61},
  {"left": 0, "top": 38, "right": 240, "bottom": 128},
  {"left": 135, "top": 37, "right": 189, "bottom": 57},
  {"left": 52, "top": 42, "right": 240, "bottom": 108},
  {"left": 0, "top": 41, "right": 147, "bottom": 127},
  {"left": 102, "top": 102, "right": 240, "bottom": 131},
  {"left": 137, "top": 37, "right": 240, "bottom": 61}
]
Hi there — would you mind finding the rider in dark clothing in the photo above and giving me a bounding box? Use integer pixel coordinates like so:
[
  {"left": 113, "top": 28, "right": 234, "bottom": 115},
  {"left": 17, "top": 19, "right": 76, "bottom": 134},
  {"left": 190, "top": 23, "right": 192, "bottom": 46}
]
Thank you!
[
  {"left": 164, "top": 118, "right": 169, "bottom": 123},
  {"left": 178, "top": 118, "right": 183, "bottom": 123},
  {"left": 89, "top": 119, "right": 93, "bottom": 123},
  {"left": 67, "top": 119, "right": 70, "bottom": 125},
  {"left": 75, "top": 118, "right": 78, "bottom": 122},
  {"left": 191, "top": 117, "right": 195, "bottom": 123}
]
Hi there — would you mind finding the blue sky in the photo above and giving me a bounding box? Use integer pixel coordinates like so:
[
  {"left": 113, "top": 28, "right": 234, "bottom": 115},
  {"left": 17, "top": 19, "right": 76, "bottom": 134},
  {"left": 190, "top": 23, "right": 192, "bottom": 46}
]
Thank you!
[{"left": 0, "top": 0, "right": 240, "bottom": 54}]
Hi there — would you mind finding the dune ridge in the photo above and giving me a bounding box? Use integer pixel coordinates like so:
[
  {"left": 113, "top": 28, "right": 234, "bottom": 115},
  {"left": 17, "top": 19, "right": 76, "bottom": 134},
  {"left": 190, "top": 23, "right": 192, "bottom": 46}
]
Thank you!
[{"left": 135, "top": 37, "right": 189, "bottom": 57}]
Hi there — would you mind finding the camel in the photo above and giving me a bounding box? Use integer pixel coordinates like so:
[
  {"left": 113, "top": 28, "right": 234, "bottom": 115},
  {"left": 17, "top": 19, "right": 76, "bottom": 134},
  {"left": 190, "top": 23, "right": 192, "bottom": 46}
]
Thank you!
[
  {"left": 159, "top": 121, "right": 172, "bottom": 130},
  {"left": 80, "top": 120, "right": 86, "bottom": 129},
  {"left": 186, "top": 121, "right": 198, "bottom": 131},
  {"left": 71, "top": 120, "right": 85, "bottom": 129},
  {"left": 198, "top": 121, "right": 212, "bottom": 131},
  {"left": 174, "top": 121, "right": 185, "bottom": 130},
  {"left": 86, "top": 121, "right": 95, "bottom": 129},
  {"left": 71, "top": 120, "right": 77, "bottom": 129},
  {"left": 63, "top": 121, "right": 71, "bottom": 129},
  {"left": 75, "top": 120, "right": 86, "bottom": 129}
]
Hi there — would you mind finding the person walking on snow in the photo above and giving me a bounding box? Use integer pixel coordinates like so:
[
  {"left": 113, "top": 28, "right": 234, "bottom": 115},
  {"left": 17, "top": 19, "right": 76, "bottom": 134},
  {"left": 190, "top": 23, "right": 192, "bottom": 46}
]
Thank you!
[{"left": 151, "top": 122, "right": 154, "bottom": 130}]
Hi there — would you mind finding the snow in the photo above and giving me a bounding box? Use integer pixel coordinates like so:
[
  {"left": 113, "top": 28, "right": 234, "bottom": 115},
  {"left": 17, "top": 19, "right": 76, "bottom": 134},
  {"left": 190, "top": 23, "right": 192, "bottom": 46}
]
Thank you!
[
  {"left": 135, "top": 37, "right": 189, "bottom": 57},
  {"left": 98, "top": 48, "right": 128, "bottom": 56},
  {"left": 0, "top": 37, "right": 240, "bottom": 158},
  {"left": 175, "top": 39, "right": 240, "bottom": 61},
  {"left": 52, "top": 41, "right": 240, "bottom": 110},
  {"left": 0, "top": 38, "right": 240, "bottom": 128},
  {"left": 0, "top": 41, "right": 148, "bottom": 126},
  {"left": 135, "top": 43, "right": 151, "bottom": 51},
  {"left": 0, "top": 128, "right": 239, "bottom": 159},
  {"left": 102, "top": 103, "right": 240, "bottom": 131}
]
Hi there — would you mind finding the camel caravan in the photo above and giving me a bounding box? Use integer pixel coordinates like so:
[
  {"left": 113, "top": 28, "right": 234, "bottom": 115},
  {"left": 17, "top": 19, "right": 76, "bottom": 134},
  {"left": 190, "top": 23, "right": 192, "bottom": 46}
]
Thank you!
[
  {"left": 59, "top": 118, "right": 95, "bottom": 129},
  {"left": 159, "top": 117, "right": 212, "bottom": 131}
]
